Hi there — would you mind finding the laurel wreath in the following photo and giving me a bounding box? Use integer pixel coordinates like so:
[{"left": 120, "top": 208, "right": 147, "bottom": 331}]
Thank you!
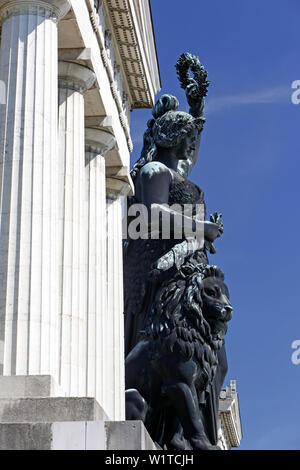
[{"left": 176, "top": 53, "right": 210, "bottom": 97}]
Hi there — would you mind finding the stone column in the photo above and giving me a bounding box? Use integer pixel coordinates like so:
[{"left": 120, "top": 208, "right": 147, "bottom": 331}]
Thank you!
[
  {"left": 0, "top": 0, "right": 71, "bottom": 376},
  {"left": 85, "top": 129, "right": 115, "bottom": 414},
  {"left": 106, "top": 173, "right": 132, "bottom": 420},
  {"left": 57, "top": 62, "right": 95, "bottom": 397}
]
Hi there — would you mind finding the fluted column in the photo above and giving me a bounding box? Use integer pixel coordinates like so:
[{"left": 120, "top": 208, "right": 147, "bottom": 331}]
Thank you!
[
  {"left": 58, "top": 62, "right": 95, "bottom": 397},
  {"left": 0, "top": 0, "right": 71, "bottom": 376},
  {"left": 85, "top": 129, "right": 115, "bottom": 414},
  {"left": 106, "top": 173, "right": 132, "bottom": 420}
]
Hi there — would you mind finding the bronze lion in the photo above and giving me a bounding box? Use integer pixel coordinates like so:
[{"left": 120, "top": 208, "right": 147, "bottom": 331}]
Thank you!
[{"left": 125, "top": 262, "right": 233, "bottom": 450}]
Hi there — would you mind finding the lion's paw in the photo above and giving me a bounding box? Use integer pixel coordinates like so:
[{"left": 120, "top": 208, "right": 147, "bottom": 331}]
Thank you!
[{"left": 189, "top": 435, "right": 220, "bottom": 451}]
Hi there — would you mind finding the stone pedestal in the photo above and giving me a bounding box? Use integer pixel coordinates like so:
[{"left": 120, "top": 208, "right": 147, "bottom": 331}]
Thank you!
[
  {"left": 0, "top": 376, "right": 156, "bottom": 450},
  {"left": 0, "top": 0, "right": 71, "bottom": 376},
  {"left": 57, "top": 61, "right": 96, "bottom": 398},
  {"left": 0, "top": 420, "right": 157, "bottom": 450}
]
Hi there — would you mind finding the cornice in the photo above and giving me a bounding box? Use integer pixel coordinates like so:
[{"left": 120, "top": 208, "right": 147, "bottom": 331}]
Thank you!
[
  {"left": 85, "top": 0, "right": 133, "bottom": 152},
  {"left": 104, "top": 0, "right": 152, "bottom": 109}
]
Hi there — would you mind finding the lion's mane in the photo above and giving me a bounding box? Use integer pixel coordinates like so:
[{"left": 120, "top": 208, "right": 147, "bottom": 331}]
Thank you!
[{"left": 142, "top": 262, "right": 226, "bottom": 388}]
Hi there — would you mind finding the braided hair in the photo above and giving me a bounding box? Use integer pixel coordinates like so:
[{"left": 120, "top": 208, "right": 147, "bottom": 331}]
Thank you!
[{"left": 131, "top": 94, "right": 205, "bottom": 182}]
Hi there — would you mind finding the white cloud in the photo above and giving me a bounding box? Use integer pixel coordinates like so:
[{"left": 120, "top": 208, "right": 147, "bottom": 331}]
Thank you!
[{"left": 205, "top": 85, "right": 289, "bottom": 114}]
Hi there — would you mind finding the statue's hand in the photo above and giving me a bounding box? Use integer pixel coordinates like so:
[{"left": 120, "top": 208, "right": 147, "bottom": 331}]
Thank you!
[
  {"left": 185, "top": 82, "right": 205, "bottom": 114},
  {"left": 176, "top": 53, "right": 209, "bottom": 117},
  {"left": 176, "top": 53, "right": 209, "bottom": 101},
  {"left": 204, "top": 213, "right": 223, "bottom": 254},
  {"left": 204, "top": 222, "right": 222, "bottom": 243},
  {"left": 210, "top": 212, "right": 223, "bottom": 238}
]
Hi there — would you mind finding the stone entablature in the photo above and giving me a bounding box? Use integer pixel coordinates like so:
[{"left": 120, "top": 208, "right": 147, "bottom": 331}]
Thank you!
[
  {"left": 55, "top": 0, "right": 160, "bottom": 168},
  {"left": 218, "top": 380, "right": 243, "bottom": 449},
  {"left": 87, "top": 0, "right": 134, "bottom": 153},
  {"left": 71, "top": 0, "right": 161, "bottom": 157}
]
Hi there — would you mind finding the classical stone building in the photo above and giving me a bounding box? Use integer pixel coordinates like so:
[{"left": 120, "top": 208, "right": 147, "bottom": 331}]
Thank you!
[
  {"left": 0, "top": 0, "right": 241, "bottom": 450},
  {"left": 218, "top": 381, "right": 242, "bottom": 450},
  {"left": 0, "top": 0, "right": 160, "bottom": 448}
]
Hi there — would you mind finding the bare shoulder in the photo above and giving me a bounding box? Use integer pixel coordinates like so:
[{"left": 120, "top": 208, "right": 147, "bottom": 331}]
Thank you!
[
  {"left": 139, "top": 162, "right": 172, "bottom": 180},
  {"left": 136, "top": 162, "right": 172, "bottom": 206}
]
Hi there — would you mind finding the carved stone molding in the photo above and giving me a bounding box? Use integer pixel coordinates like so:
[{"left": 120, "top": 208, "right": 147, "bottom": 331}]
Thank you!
[
  {"left": 219, "top": 381, "right": 242, "bottom": 448},
  {"left": 85, "top": 0, "right": 133, "bottom": 153},
  {"left": 106, "top": 165, "right": 133, "bottom": 199},
  {"left": 85, "top": 128, "right": 116, "bottom": 157},
  {"left": 0, "top": 0, "right": 71, "bottom": 23},
  {"left": 85, "top": 115, "right": 114, "bottom": 133},
  {"left": 106, "top": 178, "right": 132, "bottom": 199},
  {"left": 104, "top": 0, "right": 152, "bottom": 109},
  {"left": 58, "top": 61, "right": 96, "bottom": 94}
]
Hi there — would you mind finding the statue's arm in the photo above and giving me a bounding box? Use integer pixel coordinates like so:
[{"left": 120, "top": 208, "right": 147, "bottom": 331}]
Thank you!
[
  {"left": 186, "top": 85, "right": 205, "bottom": 118},
  {"left": 150, "top": 203, "right": 220, "bottom": 242},
  {"left": 185, "top": 84, "right": 205, "bottom": 163},
  {"left": 139, "top": 162, "right": 222, "bottom": 241},
  {"left": 150, "top": 211, "right": 223, "bottom": 274},
  {"left": 176, "top": 53, "right": 209, "bottom": 162}
]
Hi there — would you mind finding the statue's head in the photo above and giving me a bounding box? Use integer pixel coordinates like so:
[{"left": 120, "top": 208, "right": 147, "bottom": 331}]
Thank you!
[
  {"left": 152, "top": 109, "right": 203, "bottom": 175},
  {"left": 152, "top": 95, "right": 204, "bottom": 152},
  {"left": 131, "top": 94, "right": 205, "bottom": 181}
]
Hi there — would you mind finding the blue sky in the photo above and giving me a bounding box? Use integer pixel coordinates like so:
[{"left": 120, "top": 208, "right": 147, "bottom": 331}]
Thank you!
[{"left": 129, "top": 0, "right": 300, "bottom": 450}]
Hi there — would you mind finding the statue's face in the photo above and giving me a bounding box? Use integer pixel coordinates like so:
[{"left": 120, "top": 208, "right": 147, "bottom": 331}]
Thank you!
[
  {"left": 175, "top": 130, "right": 199, "bottom": 177},
  {"left": 173, "top": 130, "right": 197, "bottom": 161}
]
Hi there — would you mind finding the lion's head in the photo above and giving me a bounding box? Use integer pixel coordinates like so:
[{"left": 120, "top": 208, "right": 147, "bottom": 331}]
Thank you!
[
  {"left": 200, "top": 265, "right": 232, "bottom": 336},
  {"left": 144, "top": 262, "right": 232, "bottom": 356}
]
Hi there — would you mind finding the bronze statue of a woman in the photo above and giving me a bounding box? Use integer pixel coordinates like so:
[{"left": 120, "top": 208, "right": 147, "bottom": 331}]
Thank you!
[{"left": 123, "top": 53, "right": 233, "bottom": 450}]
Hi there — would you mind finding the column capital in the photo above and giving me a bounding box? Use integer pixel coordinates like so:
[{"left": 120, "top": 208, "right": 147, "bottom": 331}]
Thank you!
[
  {"left": 106, "top": 166, "right": 134, "bottom": 199},
  {"left": 85, "top": 128, "right": 116, "bottom": 158},
  {"left": 0, "top": 0, "right": 71, "bottom": 22},
  {"left": 58, "top": 61, "right": 96, "bottom": 94}
]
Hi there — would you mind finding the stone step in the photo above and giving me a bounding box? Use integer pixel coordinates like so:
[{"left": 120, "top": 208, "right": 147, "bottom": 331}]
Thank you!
[
  {"left": 0, "top": 421, "right": 157, "bottom": 450},
  {"left": 0, "top": 397, "right": 107, "bottom": 423},
  {"left": 0, "top": 375, "right": 64, "bottom": 398}
]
